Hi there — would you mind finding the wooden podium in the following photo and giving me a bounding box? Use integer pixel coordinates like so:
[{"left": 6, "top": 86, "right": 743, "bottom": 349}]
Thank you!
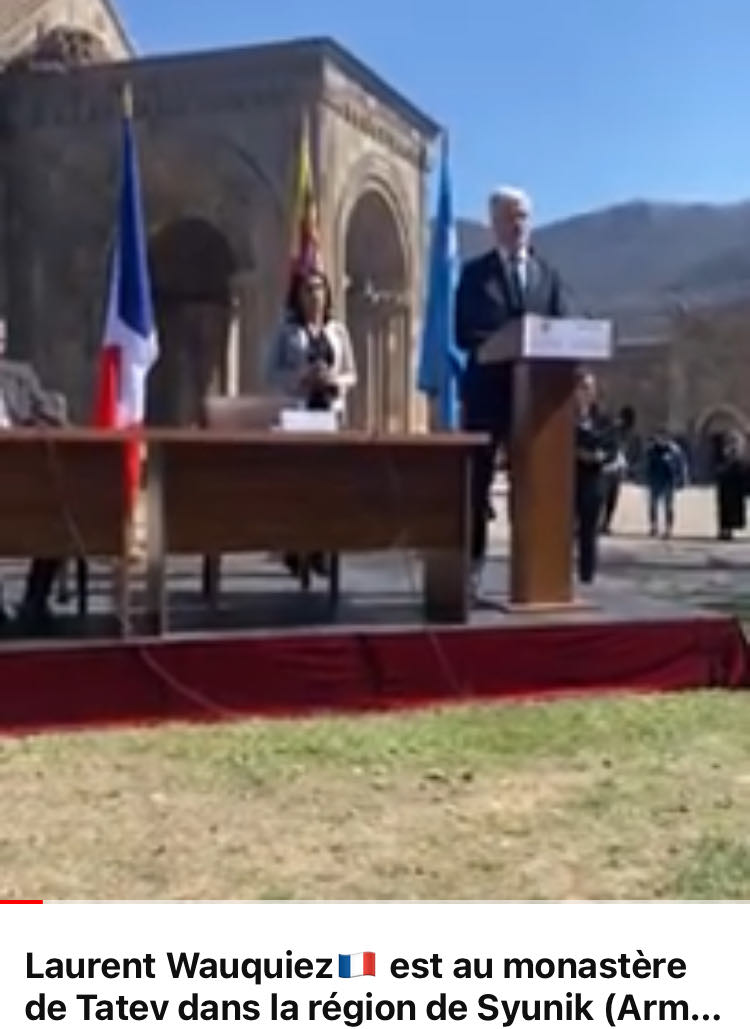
[{"left": 478, "top": 314, "right": 613, "bottom": 609}]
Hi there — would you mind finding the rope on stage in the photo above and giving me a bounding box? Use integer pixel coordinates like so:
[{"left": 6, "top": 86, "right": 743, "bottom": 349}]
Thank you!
[
  {"left": 39, "top": 431, "right": 237, "bottom": 721},
  {"left": 31, "top": 428, "right": 469, "bottom": 720},
  {"left": 376, "top": 439, "right": 468, "bottom": 700}
]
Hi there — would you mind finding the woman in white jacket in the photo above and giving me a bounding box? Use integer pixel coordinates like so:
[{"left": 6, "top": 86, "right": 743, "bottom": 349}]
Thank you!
[
  {"left": 266, "top": 267, "right": 356, "bottom": 422},
  {"left": 265, "top": 267, "right": 357, "bottom": 579}
]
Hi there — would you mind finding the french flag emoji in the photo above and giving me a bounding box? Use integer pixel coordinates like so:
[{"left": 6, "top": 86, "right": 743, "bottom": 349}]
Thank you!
[{"left": 339, "top": 953, "right": 376, "bottom": 978}]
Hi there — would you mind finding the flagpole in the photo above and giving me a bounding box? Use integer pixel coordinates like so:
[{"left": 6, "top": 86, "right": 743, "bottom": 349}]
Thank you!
[
  {"left": 116, "top": 80, "right": 148, "bottom": 574},
  {"left": 420, "top": 125, "right": 463, "bottom": 434},
  {"left": 284, "top": 110, "right": 308, "bottom": 299},
  {"left": 426, "top": 130, "right": 449, "bottom": 434},
  {"left": 304, "top": 105, "right": 323, "bottom": 272},
  {"left": 124, "top": 78, "right": 142, "bottom": 579},
  {"left": 297, "top": 108, "right": 311, "bottom": 231},
  {"left": 121, "top": 81, "right": 134, "bottom": 120},
  {"left": 430, "top": 130, "right": 442, "bottom": 432}
]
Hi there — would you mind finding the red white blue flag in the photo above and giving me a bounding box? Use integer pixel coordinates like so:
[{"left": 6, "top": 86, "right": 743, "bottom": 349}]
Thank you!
[{"left": 93, "top": 88, "right": 157, "bottom": 504}]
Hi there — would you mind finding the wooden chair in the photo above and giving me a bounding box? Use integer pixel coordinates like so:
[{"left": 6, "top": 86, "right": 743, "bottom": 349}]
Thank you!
[{"left": 201, "top": 395, "right": 340, "bottom": 605}]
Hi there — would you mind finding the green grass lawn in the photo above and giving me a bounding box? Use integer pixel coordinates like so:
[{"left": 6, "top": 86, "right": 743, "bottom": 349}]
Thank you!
[{"left": 3, "top": 689, "right": 750, "bottom": 899}]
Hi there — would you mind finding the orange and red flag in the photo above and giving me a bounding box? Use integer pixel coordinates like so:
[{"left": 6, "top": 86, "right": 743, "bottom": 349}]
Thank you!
[{"left": 289, "top": 114, "right": 322, "bottom": 281}]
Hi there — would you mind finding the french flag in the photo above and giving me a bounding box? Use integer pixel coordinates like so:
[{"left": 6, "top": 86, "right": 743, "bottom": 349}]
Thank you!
[
  {"left": 93, "top": 86, "right": 157, "bottom": 506},
  {"left": 338, "top": 953, "right": 376, "bottom": 978}
]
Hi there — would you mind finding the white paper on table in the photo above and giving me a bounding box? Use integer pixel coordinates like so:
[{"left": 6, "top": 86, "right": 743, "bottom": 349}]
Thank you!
[{"left": 277, "top": 408, "right": 338, "bottom": 432}]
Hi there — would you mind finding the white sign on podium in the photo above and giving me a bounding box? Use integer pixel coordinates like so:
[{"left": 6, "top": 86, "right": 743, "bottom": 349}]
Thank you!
[{"left": 478, "top": 314, "right": 613, "bottom": 365}]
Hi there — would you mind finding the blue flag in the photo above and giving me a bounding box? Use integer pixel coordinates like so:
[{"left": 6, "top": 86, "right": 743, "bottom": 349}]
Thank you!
[{"left": 417, "top": 135, "right": 465, "bottom": 429}]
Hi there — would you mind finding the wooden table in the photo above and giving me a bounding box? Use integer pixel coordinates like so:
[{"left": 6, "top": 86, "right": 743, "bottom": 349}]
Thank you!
[
  {"left": 144, "top": 430, "right": 484, "bottom": 633},
  {"left": 0, "top": 429, "right": 132, "bottom": 631}
]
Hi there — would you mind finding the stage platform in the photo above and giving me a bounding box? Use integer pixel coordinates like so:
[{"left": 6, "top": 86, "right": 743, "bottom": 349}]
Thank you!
[{"left": 0, "top": 552, "right": 746, "bottom": 735}]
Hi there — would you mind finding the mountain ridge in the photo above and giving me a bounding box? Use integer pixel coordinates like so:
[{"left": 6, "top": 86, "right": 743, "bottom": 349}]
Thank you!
[{"left": 456, "top": 199, "right": 750, "bottom": 338}]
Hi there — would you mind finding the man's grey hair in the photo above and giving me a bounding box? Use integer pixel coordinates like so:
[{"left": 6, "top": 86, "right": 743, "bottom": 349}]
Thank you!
[{"left": 489, "top": 185, "right": 532, "bottom": 214}]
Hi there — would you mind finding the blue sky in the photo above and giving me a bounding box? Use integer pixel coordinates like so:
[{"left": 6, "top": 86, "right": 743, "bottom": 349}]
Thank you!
[{"left": 118, "top": 0, "right": 750, "bottom": 225}]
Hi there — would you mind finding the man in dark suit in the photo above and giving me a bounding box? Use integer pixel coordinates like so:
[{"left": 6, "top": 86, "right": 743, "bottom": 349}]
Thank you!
[
  {"left": 454, "top": 186, "right": 566, "bottom": 591},
  {"left": 0, "top": 358, "right": 66, "bottom": 629}
]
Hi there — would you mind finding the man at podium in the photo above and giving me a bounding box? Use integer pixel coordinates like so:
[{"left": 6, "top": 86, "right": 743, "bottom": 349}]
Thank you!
[{"left": 455, "top": 186, "right": 566, "bottom": 587}]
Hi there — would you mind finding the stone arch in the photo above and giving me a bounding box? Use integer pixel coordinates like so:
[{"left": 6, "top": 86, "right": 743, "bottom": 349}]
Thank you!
[
  {"left": 141, "top": 130, "right": 287, "bottom": 397},
  {"left": 147, "top": 217, "right": 238, "bottom": 425},
  {"left": 694, "top": 403, "right": 750, "bottom": 438},
  {"left": 141, "top": 128, "right": 276, "bottom": 278},
  {"left": 337, "top": 166, "right": 412, "bottom": 431},
  {"left": 335, "top": 155, "right": 414, "bottom": 294},
  {"left": 693, "top": 404, "right": 750, "bottom": 480}
]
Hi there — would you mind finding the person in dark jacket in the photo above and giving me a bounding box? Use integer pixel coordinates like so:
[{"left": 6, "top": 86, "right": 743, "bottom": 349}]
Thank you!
[
  {"left": 574, "top": 371, "right": 614, "bottom": 584},
  {"left": 715, "top": 430, "right": 747, "bottom": 541},
  {"left": 454, "top": 185, "right": 565, "bottom": 594},
  {"left": 644, "top": 430, "right": 687, "bottom": 538},
  {"left": 0, "top": 358, "right": 66, "bottom": 630},
  {"left": 600, "top": 406, "right": 635, "bottom": 534}
]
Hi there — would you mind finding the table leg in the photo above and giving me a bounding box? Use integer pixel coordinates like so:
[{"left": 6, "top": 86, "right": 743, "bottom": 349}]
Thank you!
[
  {"left": 145, "top": 443, "right": 167, "bottom": 636},
  {"left": 328, "top": 553, "right": 341, "bottom": 613},
  {"left": 115, "top": 555, "right": 131, "bottom": 639},
  {"left": 202, "top": 554, "right": 221, "bottom": 609},
  {"left": 76, "top": 558, "right": 88, "bottom": 618},
  {"left": 423, "top": 548, "right": 469, "bottom": 623}
]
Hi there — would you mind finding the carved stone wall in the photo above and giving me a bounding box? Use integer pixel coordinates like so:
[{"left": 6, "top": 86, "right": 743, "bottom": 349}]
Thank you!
[
  {"left": 0, "top": 37, "right": 436, "bottom": 421},
  {"left": 0, "top": 39, "right": 437, "bottom": 425},
  {"left": 0, "top": 0, "right": 132, "bottom": 65},
  {"left": 599, "top": 344, "right": 671, "bottom": 434},
  {"left": 318, "top": 59, "right": 430, "bottom": 429},
  {"left": 599, "top": 305, "right": 750, "bottom": 466},
  {"left": 0, "top": 47, "right": 310, "bottom": 418}
]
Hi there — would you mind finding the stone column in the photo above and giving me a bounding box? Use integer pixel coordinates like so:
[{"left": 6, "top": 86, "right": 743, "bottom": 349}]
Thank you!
[
  {"left": 371, "top": 290, "right": 385, "bottom": 433},
  {"left": 366, "top": 313, "right": 378, "bottom": 432},
  {"left": 369, "top": 292, "right": 411, "bottom": 434},
  {"left": 382, "top": 299, "right": 398, "bottom": 433},
  {"left": 401, "top": 302, "right": 414, "bottom": 432},
  {"left": 225, "top": 297, "right": 241, "bottom": 397},
  {"left": 230, "top": 269, "right": 260, "bottom": 393},
  {"left": 390, "top": 296, "right": 411, "bottom": 433}
]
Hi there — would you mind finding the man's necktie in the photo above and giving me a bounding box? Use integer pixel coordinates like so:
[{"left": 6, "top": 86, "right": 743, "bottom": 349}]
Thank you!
[{"left": 509, "top": 255, "right": 525, "bottom": 308}]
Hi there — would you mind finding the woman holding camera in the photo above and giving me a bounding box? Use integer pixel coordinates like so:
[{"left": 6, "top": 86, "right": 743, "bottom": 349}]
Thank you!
[{"left": 266, "top": 267, "right": 357, "bottom": 578}]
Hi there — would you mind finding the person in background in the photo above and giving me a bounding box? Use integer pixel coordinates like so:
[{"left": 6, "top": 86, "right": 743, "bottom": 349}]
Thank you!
[
  {"left": 644, "top": 429, "right": 687, "bottom": 539},
  {"left": 266, "top": 266, "right": 357, "bottom": 579},
  {"left": 574, "top": 370, "right": 613, "bottom": 584},
  {"left": 0, "top": 357, "right": 66, "bottom": 630},
  {"left": 599, "top": 405, "right": 635, "bottom": 534},
  {"left": 454, "top": 185, "right": 565, "bottom": 596},
  {"left": 714, "top": 430, "right": 747, "bottom": 541}
]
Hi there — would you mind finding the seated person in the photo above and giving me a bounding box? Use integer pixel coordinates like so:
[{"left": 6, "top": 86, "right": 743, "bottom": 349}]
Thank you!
[
  {"left": 265, "top": 266, "right": 357, "bottom": 578},
  {"left": 0, "top": 357, "right": 66, "bottom": 629}
]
